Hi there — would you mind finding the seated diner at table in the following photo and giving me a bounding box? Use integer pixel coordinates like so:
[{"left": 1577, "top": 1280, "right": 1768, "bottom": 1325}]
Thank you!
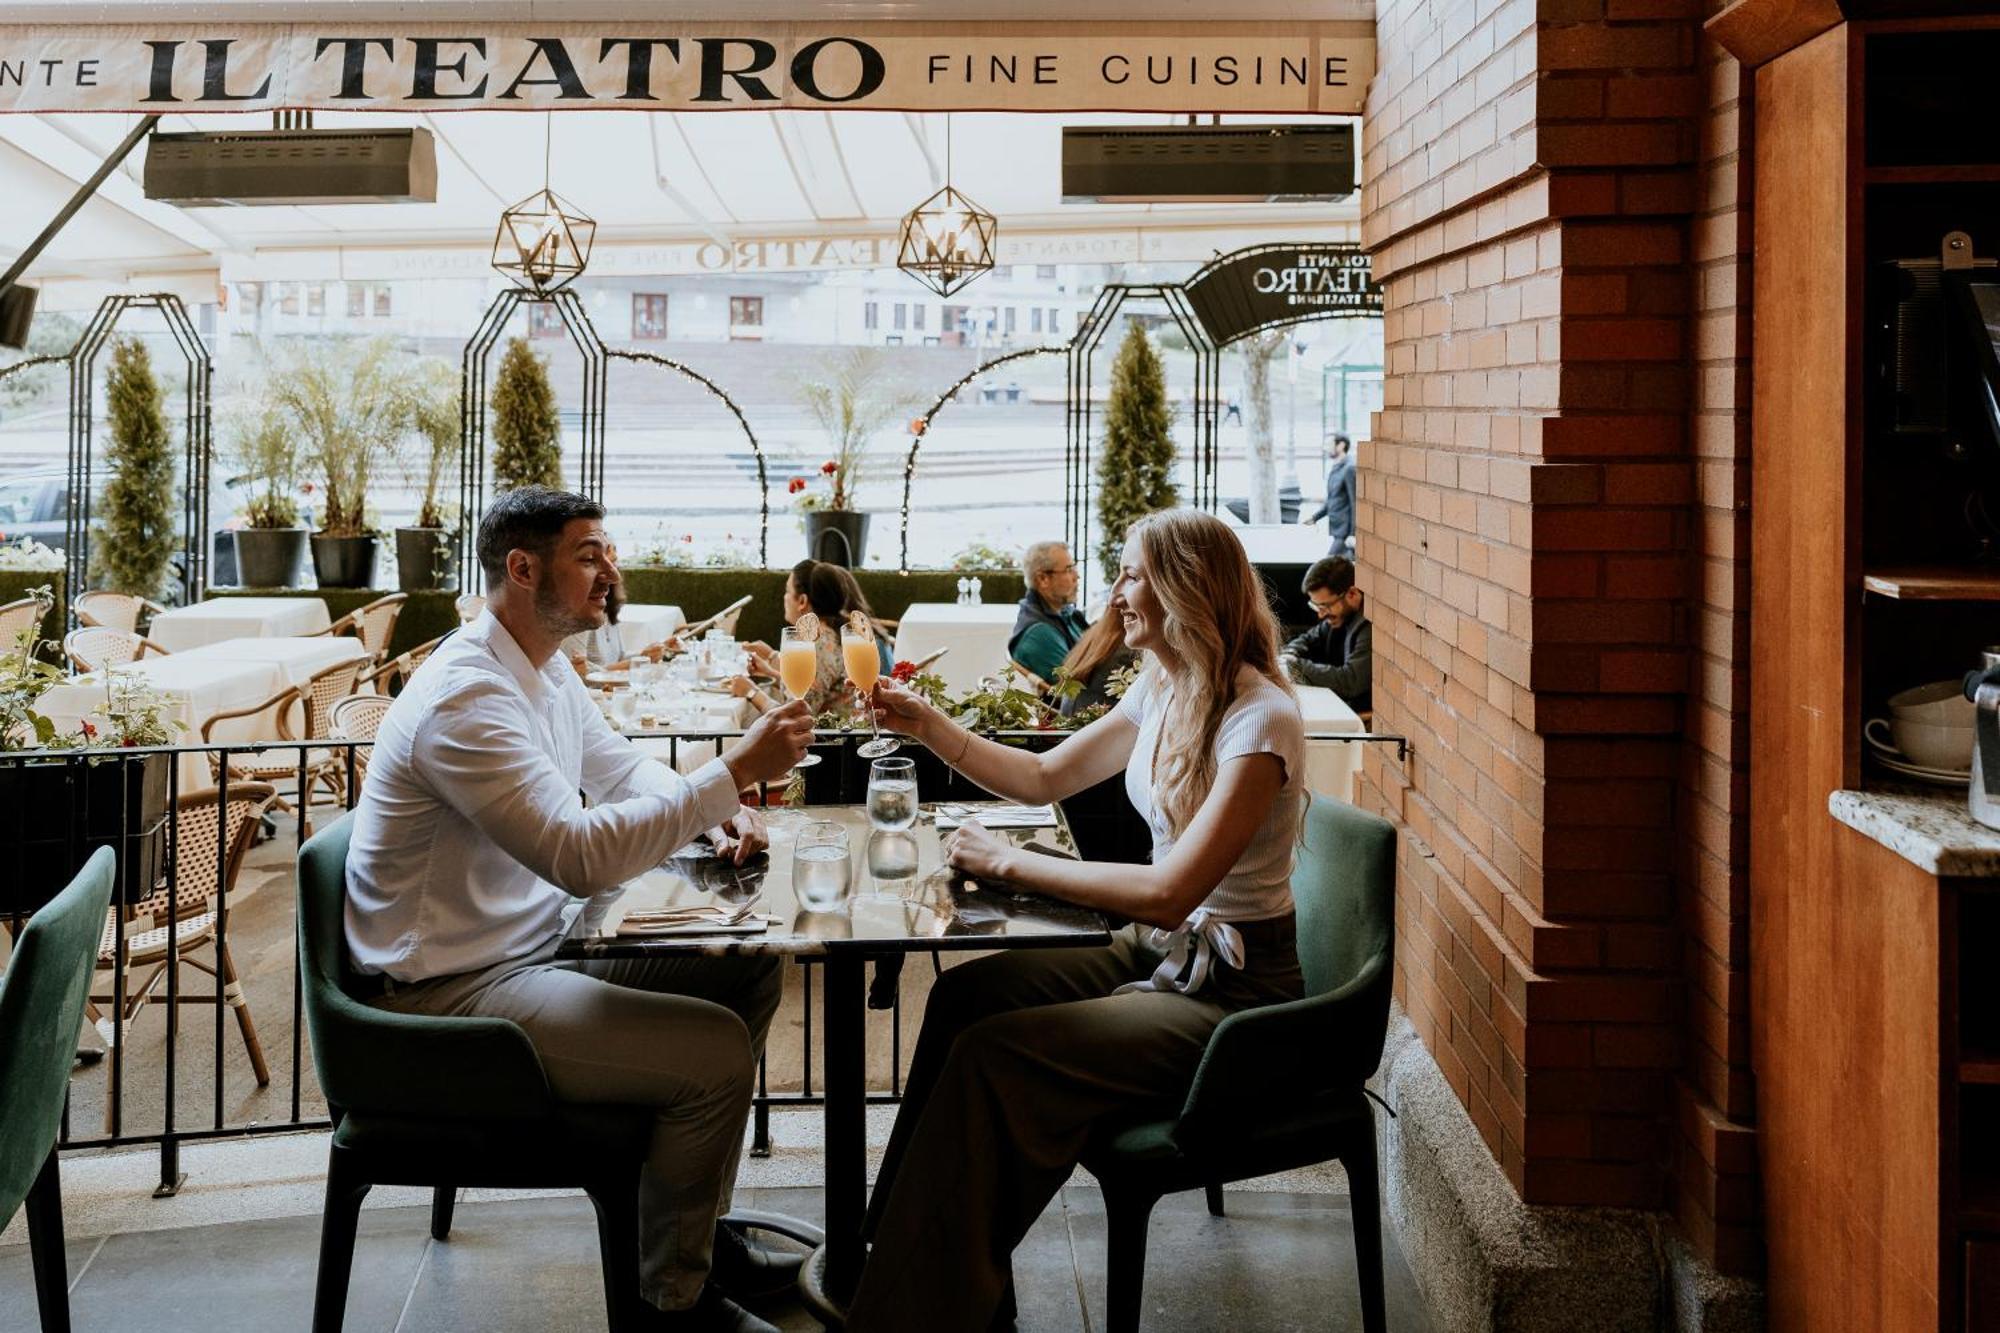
[
  {"left": 1008, "top": 538, "right": 1089, "bottom": 684},
  {"left": 561, "top": 544, "right": 668, "bottom": 676},
  {"left": 342, "top": 487, "right": 816, "bottom": 1333},
  {"left": 731, "top": 559, "right": 891, "bottom": 716},
  {"left": 849, "top": 507, "right": 1308, "bottom": 1330}
]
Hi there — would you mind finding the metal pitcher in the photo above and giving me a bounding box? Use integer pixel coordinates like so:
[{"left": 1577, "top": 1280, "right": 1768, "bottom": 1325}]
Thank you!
[{"left": 1969, "top": 647, "right": 2000, "bottom": 829}]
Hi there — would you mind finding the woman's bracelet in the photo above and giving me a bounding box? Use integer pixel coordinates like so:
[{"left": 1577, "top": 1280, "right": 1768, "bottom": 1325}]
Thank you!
[{"left": 949, "top": 722, "right": 975, "bottom": 768}]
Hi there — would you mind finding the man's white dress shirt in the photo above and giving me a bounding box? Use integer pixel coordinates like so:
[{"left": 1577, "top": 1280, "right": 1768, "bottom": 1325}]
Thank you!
[{"left": 345, "top": 611, "right": 741, "bottom": 982}]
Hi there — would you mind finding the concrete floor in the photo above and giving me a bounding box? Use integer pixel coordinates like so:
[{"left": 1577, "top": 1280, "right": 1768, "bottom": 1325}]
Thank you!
[{"left": 0, "top": 1180, "right": 1432, "bottom": 1332}]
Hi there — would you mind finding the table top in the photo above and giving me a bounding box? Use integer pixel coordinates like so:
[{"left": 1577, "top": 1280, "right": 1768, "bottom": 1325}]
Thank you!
[
  {"left": 895, "top": 602, "right": 1020, "bottom": 626},
  {"left": 1296, "top": 685, "right": 1365, "bottom": 735},
  {"left": 176, "top": 635, "right": 367, "bottom": 671},
  {"left": 148, "top": 596, "right": 332, "bottom": 651},
  {"left": 557, "top": 804, "right": 1110, "bottom": 960}
]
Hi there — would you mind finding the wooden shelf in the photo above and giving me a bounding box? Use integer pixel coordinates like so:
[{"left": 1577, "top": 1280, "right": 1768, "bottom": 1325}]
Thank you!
[
  {"left": 1862, "top": 566, "right": 2000, "bottom": 600},
  {"left": 1864, "top": 164, "right": 2000, "bottom": 185},
  {"left": 1962, "top": 1050, "right": 2000, "bottom": 1084}
]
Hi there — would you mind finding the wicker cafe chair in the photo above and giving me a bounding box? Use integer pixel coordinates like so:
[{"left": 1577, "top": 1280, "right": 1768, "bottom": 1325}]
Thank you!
[
  {"left": 454, "top": 593, "right": 486, "bottom": 625},
  {"left": 357, "top": 633, "right": 447, "bottom": 697},
  {"left": 328, "top": 694, "right": 393, "bottom": 789},
  {"left": 88, "top": 783, "right": 279, "bottom": 1134},
  {"left": 0, "top": 848, "right": 116, "bottom": 1333},
  {"left": 73, "top": 590, "right": 166, "bottom": 634},
  {"left": 307, "top": 592, "right": 407, "bottom": 663},
  {"left": 201, "top": 657, "right": 367, "bottom": 834},
  {"left": 0, "top": 596, "right": 45, "bottom": 654},
  {"left": 63, "top": 626, "right": 170, "bottom": 673}
]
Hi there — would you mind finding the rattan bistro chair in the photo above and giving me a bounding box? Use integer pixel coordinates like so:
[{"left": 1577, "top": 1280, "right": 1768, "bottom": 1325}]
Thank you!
[
  {"left": 0, "top": 596, "right": 45, "bottom": 654},
  {"left": 73, "top": 590, "right": 165, "bottom": 634},
  {"left": 88, "top": 783, "right": 279, "bottom": 1133},
  {"left": 356, "top": 633, "right": 446, "bottom": 697},
  {"left": 64, "top": 626, "right": 170, "bottom": 672},
  {"left": 328, "top": 694, "right": 393, "bottom": 789},
  {"left": 1080, "top": 796, "right": 1397, "bottom": 1333},
  {"left": 306, "top": 592, "right": 407, "bottom": 663},
  {"left": 454, "top": 593, "right": 485, "bottom": 625},
  {"left": 202, "top": 657, "right": 367, "bottom": 834}
]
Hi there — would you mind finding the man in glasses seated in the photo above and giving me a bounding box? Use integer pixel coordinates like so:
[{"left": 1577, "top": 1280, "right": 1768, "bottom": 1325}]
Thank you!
[{"left": 1008, "top": 539, "right": 1089, "bottom": 686}]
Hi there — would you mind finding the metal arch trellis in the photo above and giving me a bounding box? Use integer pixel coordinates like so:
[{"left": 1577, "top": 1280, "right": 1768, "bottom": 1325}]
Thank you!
[
  {"left": 606, "top": 348, "right": 772, "bottom": 568},
  {"left": 58, "top": 294, "right": 212, "bottom": 620},
  {"left": 457, "top": 288, "right": 607, "bottom": 583},
  {"left": 1063, "top": 286, "right": 1218, "bottom": 600},
  {"left": 897, "top": 345, "right": 1067, "bottom": 573}
]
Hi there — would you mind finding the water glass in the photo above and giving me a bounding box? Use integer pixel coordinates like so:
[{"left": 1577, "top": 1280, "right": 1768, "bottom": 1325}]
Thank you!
[
  {"left": 868, "top": 756, "right": 918, "bottom": 832},
  {"left": 793, "top": 821, "right": 852, "bottom": 911},
  {"left": 608, "top": 690, "right": 637, "bottom": 730}
]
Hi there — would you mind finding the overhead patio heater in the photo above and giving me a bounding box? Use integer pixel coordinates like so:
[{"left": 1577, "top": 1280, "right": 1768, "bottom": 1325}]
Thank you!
[{"left": 1062, "top": 124, "right": 1355, "bottom": 203}]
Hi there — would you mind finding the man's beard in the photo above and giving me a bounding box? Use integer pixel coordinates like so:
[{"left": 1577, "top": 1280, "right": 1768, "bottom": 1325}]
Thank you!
[{"left": 534, "top": 576, "right": 604, "bottom": 639}]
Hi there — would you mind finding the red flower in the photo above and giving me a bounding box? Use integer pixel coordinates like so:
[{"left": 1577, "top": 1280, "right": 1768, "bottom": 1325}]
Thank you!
[
  {"left": 80, "top": 720, "right": 96, "bottom": 739},
  {"left": 681, "top": 533, "right": 694, "bottom": 543},
  {"left": 909, "top": 417, "right": 928, "bottom": 436},
  {"left": 788, "top": 477, "right": 807, "bottom": 494},
  {"left": 890, "top": 660, "right": 918, "bottom": 682},
  {"left": 821, "top": 460, "right": 837, "bottom": 475}
]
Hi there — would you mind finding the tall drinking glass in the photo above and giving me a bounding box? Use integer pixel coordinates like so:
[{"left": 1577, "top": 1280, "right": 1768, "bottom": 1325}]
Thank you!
[
  {"left": 780, "top": 626, "right": 821, "bottom": 767},
  {"left": 845, "top": 626, "right": 900, "bottom": 759},
  {"left": 867, "top": 756, "right": 918, "bottom": 832},
  {"left": 793, "top": 820, "right": 852, "bottom": 911}
]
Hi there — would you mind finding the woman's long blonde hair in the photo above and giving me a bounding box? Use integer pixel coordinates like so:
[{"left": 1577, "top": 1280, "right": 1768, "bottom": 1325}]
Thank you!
[{"left": 1130, "top": 509, "right": 1294, "bottom": 835}]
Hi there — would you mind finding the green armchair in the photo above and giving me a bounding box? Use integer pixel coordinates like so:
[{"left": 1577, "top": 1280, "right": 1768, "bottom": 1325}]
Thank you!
[
  {"left": 1081, "top": 796, "right": 1397, "bottom": 1333},
  {"left": 0, "top": 846, "right": 118, "bottom": 1333},
  {"left": 296, "top": 818, "right": 656, "bottom": 1333}
]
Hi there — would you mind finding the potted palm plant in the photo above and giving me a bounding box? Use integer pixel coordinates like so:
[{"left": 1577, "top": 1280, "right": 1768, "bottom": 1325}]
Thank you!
[
  {"left": 265, "top": 337, "right": 415, "bottom": 589},
  {"left": 223, "top": 387, "right": 308, "bottom": 588},
  {"left": 791, "top": 348, "right": 919, "bottom": 568},
  {"left": 396, "top": 361, "right": 462, "bottom": 593}
]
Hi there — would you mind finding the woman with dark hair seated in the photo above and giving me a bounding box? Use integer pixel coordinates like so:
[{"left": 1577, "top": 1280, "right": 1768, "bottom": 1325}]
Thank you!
[
  {"left": 849, "top": 508, "right": 1308, "bottom": 1330},
  {"left": 731, "top": 559, "right": 890, "bottom": 716}
]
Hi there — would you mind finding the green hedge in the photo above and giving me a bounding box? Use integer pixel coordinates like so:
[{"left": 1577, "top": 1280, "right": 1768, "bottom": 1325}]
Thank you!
[
  {"left": 205, "top": 567, "right": 1025, "bottom": 657},
  {"left": 0, "top": 570, "right": 66, "bottom": 661}
]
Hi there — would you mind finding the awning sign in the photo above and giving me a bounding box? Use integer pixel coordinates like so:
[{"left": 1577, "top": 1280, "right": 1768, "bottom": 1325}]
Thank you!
[
  {"left": 1184, "top": 243, "right": 1379, "bottom": 344},
  {"left": 0, "top": 23, "right": 1375, "bottom": 114}
]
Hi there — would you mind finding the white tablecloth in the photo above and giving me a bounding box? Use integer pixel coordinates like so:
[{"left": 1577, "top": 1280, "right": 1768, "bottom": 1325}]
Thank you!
[
  {"left": 893, "top": 603, "right": 1020, "bottom": 697},
  {"left": 616, "top": 603, "right": 684, "bottom": 652},
  {"left": 1296, "top": 685, "right": 1366, "bottom": 803},
  {"left": 1231, "top": 524, "right": 1330, "bottom": 566},
  {"left": 146, "top": 597, "right": 332, "bottom": 651}
]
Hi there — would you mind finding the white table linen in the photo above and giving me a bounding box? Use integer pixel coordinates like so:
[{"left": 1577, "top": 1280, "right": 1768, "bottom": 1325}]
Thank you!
[
  {"left": 1230, "top": 524, "right": 1331, "bottom": 566},
  {"left": 615, "top": 603, "right": 684, "bottom": 653},
  {"left": 145, "top": 597, "right": 332, "bottom": 651},
  {"left": 893, "top": 603, "right": 1021, "bottom": 697},
  {"left": 36, "top": 656, "right": 289, "bottom": 789}
]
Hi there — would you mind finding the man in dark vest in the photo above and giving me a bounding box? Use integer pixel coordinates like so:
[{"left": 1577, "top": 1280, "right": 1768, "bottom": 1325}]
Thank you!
[
  {"left": 1008, "top": 540, "right": 1088, "bottom": 684},
  {"left": 1282, "top": 555, "right": 1372, "bottom": 713}
]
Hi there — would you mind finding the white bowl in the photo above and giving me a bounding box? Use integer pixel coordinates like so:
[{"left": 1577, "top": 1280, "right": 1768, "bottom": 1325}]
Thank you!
[
  {"left": 1868, "top": 716, "right": 1974, "bottom": 771},
  {"left": 1889, "top": 680, "right": 1975, "bottom": 727}
]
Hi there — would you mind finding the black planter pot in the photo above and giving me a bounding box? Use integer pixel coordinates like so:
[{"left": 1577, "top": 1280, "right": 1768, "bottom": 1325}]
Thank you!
[
  {"left": 395, "top": 526, "right": 459, "bottom": 593},
  {"left": 804, "top": 510, "right": 871, "bottom": 568},
  {"left": 0, "top": 751, "right": 169, "bottom": 916},
  {"left": 233, "top": 526, "right": 309, "bottom": 588},
  {"left": 311, "top": 533, "right": 380, "bottom": 589}
]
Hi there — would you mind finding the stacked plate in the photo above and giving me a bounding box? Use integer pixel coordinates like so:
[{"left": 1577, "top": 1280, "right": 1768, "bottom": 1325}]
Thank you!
[{"left": 1864, "top": 729, "right": 1971, "bottom": 786}]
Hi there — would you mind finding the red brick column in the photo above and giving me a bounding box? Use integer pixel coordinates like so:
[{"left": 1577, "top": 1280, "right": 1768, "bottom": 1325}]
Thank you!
[{"left": 1361, "top": 0, "right": 1756, "bottom": 1269}]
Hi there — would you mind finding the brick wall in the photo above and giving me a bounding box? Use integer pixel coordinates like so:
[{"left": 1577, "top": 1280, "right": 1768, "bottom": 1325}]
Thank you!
[{"left": 1361, "top": 0, "right": 1758, "bottom": 1269}]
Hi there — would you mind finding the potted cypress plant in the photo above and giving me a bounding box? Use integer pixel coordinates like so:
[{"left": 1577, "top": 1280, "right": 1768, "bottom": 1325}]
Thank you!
[
  {"left": 93, "top": 338, "right": 179, "bottom": 601},
  {"left": 490, "top": 337, "right": 564, "bottom": 492},
  {"left": 395, "top": 361, "right": 462, "bottom": 593},
  {"left": 1095, "top": 322, "right": 1179, "bottom": 581},
  {"left": 791, "top": 348, "right": 919, "bottom": 568},
  {"left": 222, "top": 389, "right": 308, "bottom": 588},
  {"left": 266, "top": 337, "right": 415, "bottom": 589}
]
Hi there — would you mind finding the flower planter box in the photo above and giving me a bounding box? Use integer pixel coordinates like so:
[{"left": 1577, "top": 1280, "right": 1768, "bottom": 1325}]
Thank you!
[
  {"left": 0, "top": 751, "right": 168, "bottom": 917},
  {"left": 803, "top": 510, "right": 871, "bottom": 568}
]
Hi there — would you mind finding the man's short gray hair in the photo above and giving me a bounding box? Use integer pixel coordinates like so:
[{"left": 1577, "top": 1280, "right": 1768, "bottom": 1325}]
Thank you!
[{"left": 1023, "top": 540, "right": 1069, "bottom": 584}]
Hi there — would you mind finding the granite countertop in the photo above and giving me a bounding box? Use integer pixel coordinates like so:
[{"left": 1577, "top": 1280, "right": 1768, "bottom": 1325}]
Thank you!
[{"left": 1828, "top": 786, "right": 2000, "bottom": 876}]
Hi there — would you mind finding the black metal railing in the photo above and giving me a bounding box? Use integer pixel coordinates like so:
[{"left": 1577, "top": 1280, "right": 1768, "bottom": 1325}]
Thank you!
[{"left": 1, "top": 724, "right": 1402, "bottom": 1191}]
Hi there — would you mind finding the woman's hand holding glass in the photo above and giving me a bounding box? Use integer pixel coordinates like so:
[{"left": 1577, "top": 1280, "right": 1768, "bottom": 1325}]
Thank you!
[{"left": 869, "top": 677, "right": 946, "bottom": 739}]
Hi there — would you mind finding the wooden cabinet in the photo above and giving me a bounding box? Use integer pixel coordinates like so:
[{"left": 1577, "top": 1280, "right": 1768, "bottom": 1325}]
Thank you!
[{"left": 1743, "top": 12, "right": 2000, "bottom": 1332}]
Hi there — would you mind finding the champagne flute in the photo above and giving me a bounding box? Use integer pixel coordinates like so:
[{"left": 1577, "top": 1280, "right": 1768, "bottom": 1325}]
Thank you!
[
  {"left": 844, "top": 625, "right": 900, "bottom": 759},
  {"left": 780, "top": 626, "right": 822, "bottom": 768}
]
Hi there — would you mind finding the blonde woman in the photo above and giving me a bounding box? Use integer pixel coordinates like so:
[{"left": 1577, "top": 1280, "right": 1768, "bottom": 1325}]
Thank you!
[{"left": 848, "top": 508, "right": 1308, "bottom": 1330}]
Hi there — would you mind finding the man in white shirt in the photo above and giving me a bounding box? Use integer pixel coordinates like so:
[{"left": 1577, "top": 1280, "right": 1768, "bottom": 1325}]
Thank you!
[{"left": 345, "top": 487, "right": 813, "bottom": 1333}]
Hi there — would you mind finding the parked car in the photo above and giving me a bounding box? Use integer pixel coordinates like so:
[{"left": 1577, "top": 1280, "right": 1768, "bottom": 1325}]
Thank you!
[{"left": 0, "top": 468, "right": 68, "bottom": 548}]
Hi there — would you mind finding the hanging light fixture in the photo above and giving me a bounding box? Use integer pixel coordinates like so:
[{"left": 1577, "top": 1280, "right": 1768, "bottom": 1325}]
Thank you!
[
  {"left": 492, "top": 113, "right": 595, "bottom": 293},
  {"left": 897, "top": 115, "right": 996, "bottom": 297}
]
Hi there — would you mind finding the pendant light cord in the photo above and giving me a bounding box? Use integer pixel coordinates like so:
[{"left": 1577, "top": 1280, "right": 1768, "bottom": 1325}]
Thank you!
[{"left": 543, "top": 110, "right": 553, "bottom": 194}]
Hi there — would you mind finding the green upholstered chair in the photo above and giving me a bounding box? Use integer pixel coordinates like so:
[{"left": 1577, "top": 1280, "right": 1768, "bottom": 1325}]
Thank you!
[
  {"left": 0, "top": 846, "right": 118, "bottom": 1333},
  {"left": 1081, "top": 796, "right": 1397, "bottom": 1333},
  {"left": 296, "top": 818, "right": 656, "bottom": 1333}
]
